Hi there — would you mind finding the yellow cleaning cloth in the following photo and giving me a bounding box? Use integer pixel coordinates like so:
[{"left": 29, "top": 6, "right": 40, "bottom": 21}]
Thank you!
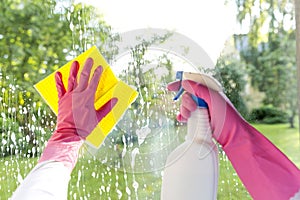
[{"left": 34, "top": 46, "right": 138, "bottom": 148}]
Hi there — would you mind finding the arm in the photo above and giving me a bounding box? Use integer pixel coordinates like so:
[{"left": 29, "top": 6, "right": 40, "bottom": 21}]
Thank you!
[
  {"left": 168, "top": 80, "right": 300, "bottom": 200},
  {"left": 11, "top": 58, "right": 117, "bottom": 199}
]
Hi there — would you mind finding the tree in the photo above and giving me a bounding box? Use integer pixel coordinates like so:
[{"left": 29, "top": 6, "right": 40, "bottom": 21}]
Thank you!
[
  {"left": 234, "top": 0, "right": 297, "bottom": 127},
  {"left": 296, "top": 0, "right": 300, "bottom": 132},
  {"left": 0, "top": 0, "right": 118, "bottom": 87},
  {"left": 215, "top": 51, "right": 248, "bottom": 118},
  {"left": 0, "top": 0, "right": 118, "bottom": 157},
  {"left": 236, "top": 0, "right": 295, "bottom": 46},
  {"left": 113, "top": 33, "right": 175, "bottom": 146},
  {"left": 0, "top": 0, "right": 71, "bottom": 87}
]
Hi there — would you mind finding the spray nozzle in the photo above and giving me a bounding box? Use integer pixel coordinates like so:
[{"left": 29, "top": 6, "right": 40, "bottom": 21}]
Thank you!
[{"left": 173, "top": 71, "right": 208, "bottom": 108}]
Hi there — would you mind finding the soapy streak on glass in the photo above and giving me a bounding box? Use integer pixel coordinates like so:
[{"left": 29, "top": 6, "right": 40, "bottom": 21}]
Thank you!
[{"left": 0, "top": 3, "right": 250, "bottom": 199}]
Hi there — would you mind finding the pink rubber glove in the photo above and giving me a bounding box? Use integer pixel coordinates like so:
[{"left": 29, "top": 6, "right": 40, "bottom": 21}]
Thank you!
[
  {"left": 39, "top": 58, "right": 117, "bottom": 172},
  {"left": 168, "top": 80, "right": 300, "bottom": 200}
]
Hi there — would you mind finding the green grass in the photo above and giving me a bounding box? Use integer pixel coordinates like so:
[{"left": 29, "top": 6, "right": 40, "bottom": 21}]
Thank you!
[
  {"left": 253, "top": 123, "right": 300, "bottom": 168},
  {"left": 217, "top": 122, "right": 300, "bottom": 200},
  {"left": 1, "top": 123, "right": 299, "bottom": 199},
  {"left": 0, "top": 156, "right": 37, "bottom": 199},
  {"left": 68, "top": 157, "right": 162, "bottom": 200}
]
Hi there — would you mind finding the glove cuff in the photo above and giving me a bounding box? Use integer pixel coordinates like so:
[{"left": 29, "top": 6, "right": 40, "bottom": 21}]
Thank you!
[{"left": 39, "top": 133, "right": 83, "bottom": 172}]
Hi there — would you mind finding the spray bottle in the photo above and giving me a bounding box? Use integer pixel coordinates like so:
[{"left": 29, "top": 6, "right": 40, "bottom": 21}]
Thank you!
[{"left": 161, "top": 71, "right": 222, "bottom": 200}]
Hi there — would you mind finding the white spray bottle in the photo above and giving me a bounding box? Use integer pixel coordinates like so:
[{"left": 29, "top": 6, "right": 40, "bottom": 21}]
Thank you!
[{"left": 161, "top": 71, "right": 222, "bottom": 200}]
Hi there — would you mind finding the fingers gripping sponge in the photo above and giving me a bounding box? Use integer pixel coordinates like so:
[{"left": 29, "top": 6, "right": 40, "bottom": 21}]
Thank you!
[{"left": 34, "top": 46, "right": 138, "bottom": 148}]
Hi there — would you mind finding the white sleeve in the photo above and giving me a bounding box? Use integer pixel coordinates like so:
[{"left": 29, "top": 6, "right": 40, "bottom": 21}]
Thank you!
[{"left": 10, "top": 161, "right": 71, "bottom": 200}]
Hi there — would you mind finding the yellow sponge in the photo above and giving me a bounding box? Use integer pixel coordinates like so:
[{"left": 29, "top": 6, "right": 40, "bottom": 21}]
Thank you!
[{"left": 34, "top": 46, "right": 138, "bottom": 148}]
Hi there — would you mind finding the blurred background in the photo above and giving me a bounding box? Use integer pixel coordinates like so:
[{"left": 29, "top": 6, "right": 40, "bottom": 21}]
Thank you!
[{"left": 0, "top": 0, "right": 299, "bottom": 199}]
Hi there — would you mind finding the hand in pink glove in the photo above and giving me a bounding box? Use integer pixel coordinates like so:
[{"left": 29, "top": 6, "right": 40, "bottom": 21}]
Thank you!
[
  {"left": 39, "top": 58, "right": 117, "bottom": 172},
  {"left": 167, "top": 80, "right": 300, "bottom": 200}
]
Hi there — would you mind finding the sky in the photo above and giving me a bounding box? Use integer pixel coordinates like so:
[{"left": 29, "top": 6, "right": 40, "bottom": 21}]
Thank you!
[{"left": 81, "top": 0, "right": 240, "bottom": 63}]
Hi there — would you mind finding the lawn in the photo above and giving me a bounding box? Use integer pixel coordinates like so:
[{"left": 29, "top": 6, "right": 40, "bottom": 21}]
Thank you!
[
  {"left": 253, "top": 123, "right": 300, "bottom": 168},
  {"left": 1, "top": 123, "right": 299, "bottom": 199}
]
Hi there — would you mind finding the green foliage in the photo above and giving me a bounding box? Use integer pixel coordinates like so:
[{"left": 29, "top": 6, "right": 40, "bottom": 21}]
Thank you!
[
  {"left": 65, "top": 2, "right": 120, "bottom": 61},
  {"left": 0, "top": 0, "right": 118, "bottom": 87},
  {"left": 246, "top": 33, "right": 297, "bottom": 107},
  {"left": 0, "top": 0, "right": 71, "bottom": 87},
  {"left": 249, "top": 105, "right": 289, "bottom": 124},
  {"left": 238, "top": 32, "right": 297, "bottom": 126},
  {"left": 116, "top": 32, "right": 175, "bottom": 140},
  {"left": 215, "top": 53, "right": 249, "bottom": 117},
  {"left": 234, "top": 0, "right": 297, "bottom": 127},
  {"left": 0, "top": 73, "right": 54, "bottom": 157},
  {"left": 0, "top": 0, "right": 118, "bottom": 157},
  {"left": 236, "top": 0, "right": 294, "bottom": 46}
]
